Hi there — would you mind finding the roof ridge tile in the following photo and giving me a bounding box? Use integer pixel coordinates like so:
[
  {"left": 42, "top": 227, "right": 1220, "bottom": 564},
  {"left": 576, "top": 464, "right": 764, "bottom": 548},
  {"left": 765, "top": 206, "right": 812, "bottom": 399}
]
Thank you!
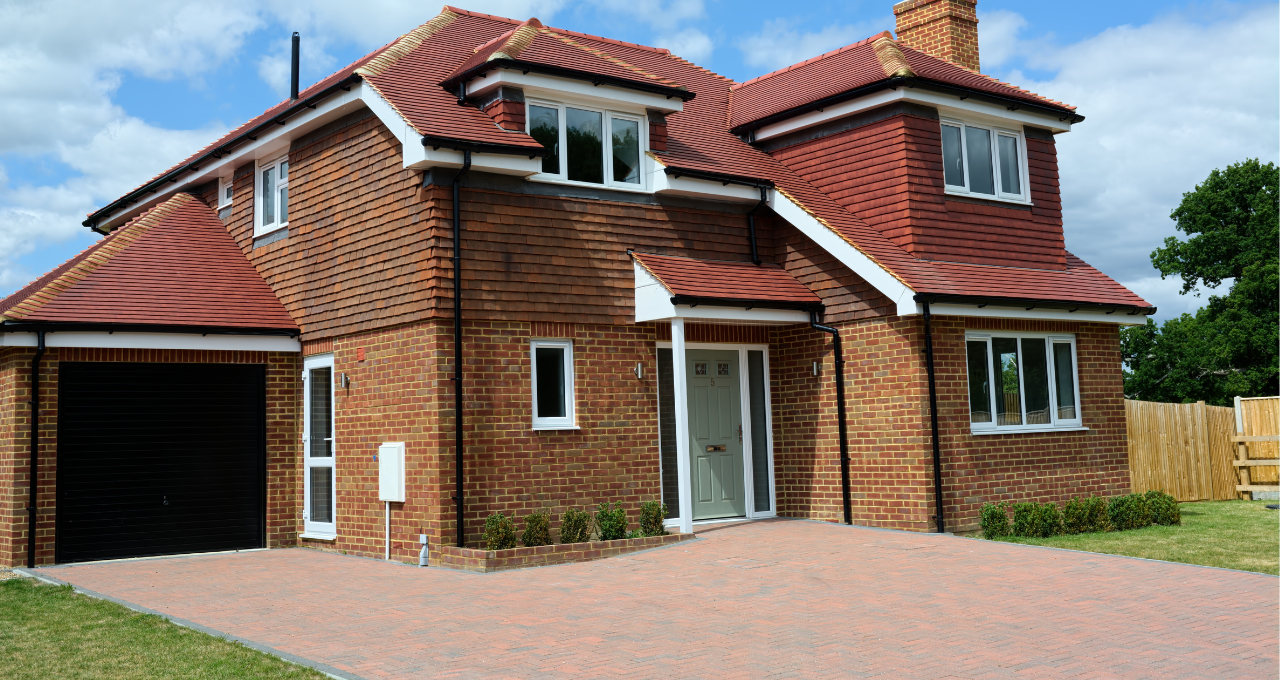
[
  {"left": 732, "top": 31, "right": 892, "bottom": 91},
  {"left": 358, "top": 9, "right": 460, "bottom": 78},
  {"left": 540, "top": 28, "right": 680, "bottom": 86}
]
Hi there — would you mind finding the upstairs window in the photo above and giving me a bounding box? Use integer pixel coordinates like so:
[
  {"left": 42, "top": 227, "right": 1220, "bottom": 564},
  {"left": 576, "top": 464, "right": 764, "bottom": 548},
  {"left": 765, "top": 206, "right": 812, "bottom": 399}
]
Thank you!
[
  {"left": 527, "top": 99, "right": 642, "bottom": 189},
  {"left": 218, "top": 177, "right": 234, "bottom": 209},
  {"left": 531, "top": 339, "right": 576, "bottom": 429},
  {"left": 966, "top": 332, "right": 1081, "bottom": 432},
  {"left": 940, "top": 119, "right": 1027, "bottom": 202},
  {"left": 257, "top": 155, "right": 289, "bottom": 235}
]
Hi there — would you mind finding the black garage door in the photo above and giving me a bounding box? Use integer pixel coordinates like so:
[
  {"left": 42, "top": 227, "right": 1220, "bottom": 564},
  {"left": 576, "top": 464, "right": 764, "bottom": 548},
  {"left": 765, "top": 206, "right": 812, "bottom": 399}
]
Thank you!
[{"left": 57, "top": 362, "right": 266, "bottom": 563}]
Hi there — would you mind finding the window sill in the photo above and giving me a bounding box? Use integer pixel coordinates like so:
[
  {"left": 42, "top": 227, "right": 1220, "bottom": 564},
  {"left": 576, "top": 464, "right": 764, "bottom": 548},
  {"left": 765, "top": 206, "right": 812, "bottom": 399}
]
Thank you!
[
  {"left": 532, "top": 425, "right": 580, "bottom": 431},
  {"left": 943, "top": 189, "right": 1032, "bottom": 207},
  {"left": 527, "top": 175, "right": 649, "bottom": 194},
  {"left": 300, "top": 532, "right": 337, "bottom": 541},
  {"left": 969, "top": 426, "right": 1089, "bottom": 436}
]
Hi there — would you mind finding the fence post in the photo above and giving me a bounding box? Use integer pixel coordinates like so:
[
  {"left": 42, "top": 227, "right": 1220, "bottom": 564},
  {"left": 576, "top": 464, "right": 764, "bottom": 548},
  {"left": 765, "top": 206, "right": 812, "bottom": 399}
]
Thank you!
[
  {"left": 1195, "top": 401, "right": 1210, "bottom": 501},
  {"left": 1234, "top": 396, "right": 1251, "bottom": 500}
]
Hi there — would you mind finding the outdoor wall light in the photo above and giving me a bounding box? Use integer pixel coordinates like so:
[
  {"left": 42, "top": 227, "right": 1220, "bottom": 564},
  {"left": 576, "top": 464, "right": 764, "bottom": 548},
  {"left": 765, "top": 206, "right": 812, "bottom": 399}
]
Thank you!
[
  {"left": 633, "top": 362, "right": 644, "bottom": 380},
  {"left": 812, "top": 360, "right": 820, "bottom": 377},
  {"left": 342, "top": 372, "right": 351, "bottom": 389}
]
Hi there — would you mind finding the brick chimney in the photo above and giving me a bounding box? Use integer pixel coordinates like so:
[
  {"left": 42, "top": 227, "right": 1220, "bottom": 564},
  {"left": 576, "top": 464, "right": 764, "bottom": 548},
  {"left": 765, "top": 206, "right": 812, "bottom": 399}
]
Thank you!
[{"left": 893, "top": 0, "right": 979, "bottom": 72}]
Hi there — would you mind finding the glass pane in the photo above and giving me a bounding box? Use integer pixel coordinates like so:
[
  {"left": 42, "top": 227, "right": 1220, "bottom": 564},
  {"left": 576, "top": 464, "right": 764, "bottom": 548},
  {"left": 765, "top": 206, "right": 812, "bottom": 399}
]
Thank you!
[
  {"left": 998, "top": 134, "right": 1021, "bottom": 195},
  {"left": 965, "top": 126, "right": 995, "bottom": 195},
  {"left": 224, "top": 184, "right": 233, "bottom": 201},
  {"left": 1053, "top": 343, "right": 1077, "bottom": 420},
  {"left": 966, "top": 341, "right": 991, "bottom": 423},
  {"left": 1021, "top": 338, "right": 1051, "bottom": 425},
  {"left": 566, "top": 107, "right": 603, "bottom": 184},
  {"left": 261, "top": 167, "right": 275, "bottom": 225},
  {"left": 309, "top": 467, "right": 333, "bottom": 523},
  {"left": 941, "top": 124, "right": 965, "bottom": 187},
  {"left": 279, "top": 160, "right": 288, "bottom": 181},
  {"left": 279, "top": 185, "right": 288, "bottom": 224},
  {"left": 658, "top": 348, "right": 678, "bottom": 519},
  {"left": 308, "top": 368, "right": 332, "bottom": 457},
  {"left": 535, "top": 347, "right": 566, "bottom": 418},
  {"left": 529, "top": 105, "right": 560, "bottom": 175},
  {"left": 611, "top": 117, "right": 640, "bottom": 184},
  {"left": 992, "top": 338, "right": 1022, "bottom": 425},
  {"left": 748, "top": 351, "right": 770, "bottom": 512}
]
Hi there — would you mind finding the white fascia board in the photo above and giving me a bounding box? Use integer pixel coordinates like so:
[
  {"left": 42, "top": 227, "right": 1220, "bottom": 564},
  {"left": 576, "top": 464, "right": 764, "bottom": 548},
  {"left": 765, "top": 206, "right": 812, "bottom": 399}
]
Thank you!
[
  {"left": 648, "top": 169, "right": 762, "bottom": 203},
  {"left": 468, "top": 69, "right": 685, "bottom": 115},
  {"left": 752, "top": 86, "right": 1072, "bottom": 143},
  {"left": 633, "top": 261, "right": 811, "bottom": 324},
  {"left": 768, "top": 191, "right": 915, "bottom": 316},
  {"left": 922, "top": 303, "right": 1150, "bottom": 326},
  {"left": 0, "top": 331, "right": 301, "bottom": 352}
]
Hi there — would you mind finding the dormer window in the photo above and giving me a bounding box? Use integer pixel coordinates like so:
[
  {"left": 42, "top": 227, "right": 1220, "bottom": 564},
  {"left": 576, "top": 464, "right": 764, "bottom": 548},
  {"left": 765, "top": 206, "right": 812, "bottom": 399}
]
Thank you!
[
  {"left": 940, "top": 118, "right": 1028, "bottom": 202},
  {"left": 527, "top": 99, "right": 643, "bottom": 188}
]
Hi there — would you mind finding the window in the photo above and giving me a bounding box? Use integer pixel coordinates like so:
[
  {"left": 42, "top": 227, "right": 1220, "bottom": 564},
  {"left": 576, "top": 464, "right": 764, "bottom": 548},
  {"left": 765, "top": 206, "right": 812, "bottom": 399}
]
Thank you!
[
  {"left": 527, "top": 99, "right": 643, "bottom": 189},
  {"left": 302, "top": 354, "right": 336, "bottom": 539},
  {"left": 965, "top": 333, "right": 1081, "bottom": 431},
  {"left": 940, "top": 118, "right": 1027, "bottom": 201},
  {"left": 257, "top": 155, "right": 289, "bottom": 235},
  {"left": 218, "top": 177, "right": 233, "bottom": 209},
  {"left": 531, "top": 339, "right": 575, "bottom": 429}
]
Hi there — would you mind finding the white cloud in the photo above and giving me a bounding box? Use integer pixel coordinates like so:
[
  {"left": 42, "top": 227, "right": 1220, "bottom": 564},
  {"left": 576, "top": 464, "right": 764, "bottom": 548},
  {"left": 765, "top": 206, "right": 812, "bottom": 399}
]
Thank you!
[
  {"left": 977, "top": 9, "right": 1026, "bottom": 69},
  {"left": 656, "top": 28, "right": 714, "bottom": 63},
  {"left": 736, "top": 16, "right": 889, "bottom": 72},
  {"left": 586, "top": 0, "right": 704, "bottom": 31}
]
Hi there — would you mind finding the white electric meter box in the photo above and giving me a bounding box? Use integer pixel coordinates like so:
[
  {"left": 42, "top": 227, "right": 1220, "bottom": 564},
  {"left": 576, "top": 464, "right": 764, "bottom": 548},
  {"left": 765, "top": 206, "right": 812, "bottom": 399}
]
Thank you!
[{"left": 378, "top": 442, "right": 405, "bottom": 502}]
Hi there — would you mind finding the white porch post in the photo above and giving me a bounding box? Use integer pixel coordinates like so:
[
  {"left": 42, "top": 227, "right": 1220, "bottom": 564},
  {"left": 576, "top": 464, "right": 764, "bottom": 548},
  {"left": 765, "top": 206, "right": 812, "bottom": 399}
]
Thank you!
[{"left": 671, "top": 318, "right": 693, "bottom": 534}]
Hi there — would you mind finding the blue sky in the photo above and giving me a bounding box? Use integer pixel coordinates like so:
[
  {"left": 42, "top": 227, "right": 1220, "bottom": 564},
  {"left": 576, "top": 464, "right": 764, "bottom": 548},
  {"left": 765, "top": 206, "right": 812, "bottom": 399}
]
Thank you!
[{"left": 1, "top": 0, "right": 1276, "bottom": 322}]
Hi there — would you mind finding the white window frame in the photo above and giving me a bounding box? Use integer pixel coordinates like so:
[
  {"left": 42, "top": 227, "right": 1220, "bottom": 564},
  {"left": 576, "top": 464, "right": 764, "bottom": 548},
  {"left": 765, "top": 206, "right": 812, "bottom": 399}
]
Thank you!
[
  {"left": 302, "top": 353, "right": 338, "bottom": 539},
  {"left": 940, "top": 117, "right": 1030, "bottom": 204},
  {"left": 255, "top": 155, "right": 289, "bottom": 237},
  {"left": 530, "top": 338, "right": 577, "bottom": 430},
  {"left": 965, "top": 331, "right": 1084, "bottom": 434},
  {"left": 218, "top": 176, "right": 234, "bottom": 209},
  {"left": 526, "top": 98, "right": 647, "bottom": 192}
]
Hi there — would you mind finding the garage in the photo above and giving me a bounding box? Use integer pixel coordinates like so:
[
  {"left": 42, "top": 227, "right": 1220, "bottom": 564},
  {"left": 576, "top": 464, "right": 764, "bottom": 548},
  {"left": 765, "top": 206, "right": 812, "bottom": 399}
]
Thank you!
[{"left": 56, "top": 362, "right": 267, "bottom": 563}]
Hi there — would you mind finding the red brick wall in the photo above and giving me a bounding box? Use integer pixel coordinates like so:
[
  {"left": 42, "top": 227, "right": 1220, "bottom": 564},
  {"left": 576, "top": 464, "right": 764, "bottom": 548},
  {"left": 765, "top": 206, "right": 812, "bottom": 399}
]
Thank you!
[
  {"left": 0, "top": 347, "right": 299, "bottom": 567},
  {"left": 894, "top": 0, "right": 980, "bottom": 71}
]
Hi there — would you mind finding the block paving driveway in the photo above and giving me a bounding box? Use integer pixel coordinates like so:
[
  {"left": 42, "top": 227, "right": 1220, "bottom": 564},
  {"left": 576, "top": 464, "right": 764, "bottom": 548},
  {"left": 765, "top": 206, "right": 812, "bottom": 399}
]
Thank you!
[{"left": 34, "top": 519, "right": 1278, "bottom": 679}]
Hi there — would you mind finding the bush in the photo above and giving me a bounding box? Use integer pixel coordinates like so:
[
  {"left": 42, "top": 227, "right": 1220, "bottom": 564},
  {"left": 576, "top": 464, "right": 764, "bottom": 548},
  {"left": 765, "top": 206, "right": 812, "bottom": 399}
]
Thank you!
[
  {"left": 559, "top": 507, "right": 591, "bottom": 544},
  {"left": 1085, "top": 496, "right": 1112, "bottom": 533},
  {"left": 521, "top": 510, "right": 551, "bottom": 547},
  {"left": 595, "top": 501, "right": 628, "bottom": 541},
  {"left": 483, "top": 511, "right": 517, "bottom": 551},
  {"left": 1145, "top": 490, "right": 1181, "bottom": 526},
  {"left": 1011, "top": 502, "right": 1038, "bottom": 537},
  {"left": 1032, "top": 502, "right": 1063, "bottom": 538},
  {"left": 639, "top": 500, "right": 668, "bottom": 537},
  {"left": 980, "top": 501, "right": 1010, "bottom": 539},
  {"left": 1108, "top": 493, "right": 1152, "bottom": 531},
  {"left": 1063, "top": 497, "right": 1089, "bottom": 534}
]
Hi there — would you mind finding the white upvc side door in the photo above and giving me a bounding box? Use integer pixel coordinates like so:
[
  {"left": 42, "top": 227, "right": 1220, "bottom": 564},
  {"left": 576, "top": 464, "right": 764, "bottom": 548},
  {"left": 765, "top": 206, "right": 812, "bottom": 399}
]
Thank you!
[{"left": 302, "top": 354, "right": 337, "bottom": 539}]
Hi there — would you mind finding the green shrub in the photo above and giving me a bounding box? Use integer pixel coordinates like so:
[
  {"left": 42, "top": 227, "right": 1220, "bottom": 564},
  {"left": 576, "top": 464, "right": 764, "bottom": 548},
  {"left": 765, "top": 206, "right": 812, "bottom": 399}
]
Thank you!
[
  {"left": 639, "top": 500, "right": 668, "bottom": 537},
  {"left": 980, "top": 501, "right": 1010, "bottom": 539},
  {"left": 595, "top": 501, "right": 628, "bottom": 541},
  {"left": 1145, "top": 490, "right": 1181, "bottom": 526},
  {"left": 1063, "top": 497, "right": 1090, "bottom": 534},
  {"left": 483, "top": 511, "right": 517, "bottom": 551},
  {"left": 521, "top": 510, "right": 551, "bottom": 547},
  {"left": 1085, "top": 496, "right": 1112, "bottom": 532},
  {"left": 1011, "top": 502, "right": 1038, "bottom": 537},
  {"left": 559, "top": 507, "right": 591, "bottom": 544},
  {"left": 1108, "top": 493, "right": 1152, "bottom": 531},
  {"left": 1032, "top": 502, "right": 1063, "bottom": 538}
]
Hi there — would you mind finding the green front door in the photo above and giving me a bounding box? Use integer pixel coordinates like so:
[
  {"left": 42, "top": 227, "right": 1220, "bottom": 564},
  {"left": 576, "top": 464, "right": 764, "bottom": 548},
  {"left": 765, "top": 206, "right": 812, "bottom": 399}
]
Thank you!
[{"left": 687, "top": 350, "right": 746, "bottom": 520}]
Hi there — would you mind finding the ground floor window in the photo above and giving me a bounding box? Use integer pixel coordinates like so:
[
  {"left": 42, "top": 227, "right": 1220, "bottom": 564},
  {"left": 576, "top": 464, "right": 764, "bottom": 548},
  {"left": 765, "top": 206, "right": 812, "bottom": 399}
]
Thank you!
[
  {"left": 966, "top": 332, "right": 1081, "bottom": 432},
  {"left": 530, "top": 339, "right": 575, "bottom": 429},
  {"left": 303, "top": 354, "right": 336, "bottom": 539}
]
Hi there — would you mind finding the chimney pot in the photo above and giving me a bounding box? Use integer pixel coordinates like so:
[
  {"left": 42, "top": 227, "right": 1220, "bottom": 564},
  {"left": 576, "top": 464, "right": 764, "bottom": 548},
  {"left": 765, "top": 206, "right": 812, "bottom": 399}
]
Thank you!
[
  {"left": 290, "top": 32, "right": 300, "bottom": 100},
  {"left": 893, "top": 0, "right": 980, "bottom": 72}
]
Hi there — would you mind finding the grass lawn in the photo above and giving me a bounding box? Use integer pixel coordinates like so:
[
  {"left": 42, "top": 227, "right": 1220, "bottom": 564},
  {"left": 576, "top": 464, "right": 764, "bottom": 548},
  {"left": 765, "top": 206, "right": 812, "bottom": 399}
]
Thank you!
[
  {"left": 992, "top": 499, "right": 1279, "bottom": 575},
  {"left": 0, "top": 578, "right": 327, "bottom": 679}
]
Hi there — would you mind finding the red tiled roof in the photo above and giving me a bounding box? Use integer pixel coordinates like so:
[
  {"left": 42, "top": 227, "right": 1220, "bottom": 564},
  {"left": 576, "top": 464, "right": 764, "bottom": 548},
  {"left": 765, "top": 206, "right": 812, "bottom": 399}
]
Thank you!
[
  {"left": 632, "top": 252, "right": 822, "bottom": 306},
  {"left": 727, "top": 34, "right": 1075, "bottom": 131},
  {"left": 2, "top": 194, "right": 297, "bottom": 330}
]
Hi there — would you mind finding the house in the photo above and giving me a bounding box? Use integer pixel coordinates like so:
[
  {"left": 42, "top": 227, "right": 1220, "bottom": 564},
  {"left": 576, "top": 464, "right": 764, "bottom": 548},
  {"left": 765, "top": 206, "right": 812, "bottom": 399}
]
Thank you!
[{"left": 0, "top": 0, "right": 1153, "bottom": 567}]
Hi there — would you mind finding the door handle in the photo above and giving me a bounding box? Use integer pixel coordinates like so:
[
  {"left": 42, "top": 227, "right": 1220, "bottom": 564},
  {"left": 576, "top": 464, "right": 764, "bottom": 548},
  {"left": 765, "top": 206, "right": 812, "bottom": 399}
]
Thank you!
[{"left": 738, "top": 424, "right": 742, "bottom": 443}]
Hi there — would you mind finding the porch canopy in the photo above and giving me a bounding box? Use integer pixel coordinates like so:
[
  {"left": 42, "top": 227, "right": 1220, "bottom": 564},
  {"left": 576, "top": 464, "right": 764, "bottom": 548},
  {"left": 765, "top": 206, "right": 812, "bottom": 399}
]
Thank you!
[{"left": 631, "top": 252, "right": 822, "bottom": 532}]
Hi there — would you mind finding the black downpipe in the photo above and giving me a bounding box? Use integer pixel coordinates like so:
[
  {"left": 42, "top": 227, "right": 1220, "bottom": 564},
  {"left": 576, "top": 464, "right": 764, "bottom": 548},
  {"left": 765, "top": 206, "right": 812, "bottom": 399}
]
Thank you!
[
  {"left": 809, "top": 313, "right": 851, "bottom": 525},
  {"left": 26, "top": 331, "right": 45, "bottom": 568},
  {"left": 746, "top": 186, "right": 766, "bottom": 266},
  {"left": 289, "top": 33, "right": 300, "bottom": 101},
  {"left": 452, "top": 151, "right": 472, "bottom": 548},
  {"left": 922, "top": 301, "right": 945, "bottom": 533}
]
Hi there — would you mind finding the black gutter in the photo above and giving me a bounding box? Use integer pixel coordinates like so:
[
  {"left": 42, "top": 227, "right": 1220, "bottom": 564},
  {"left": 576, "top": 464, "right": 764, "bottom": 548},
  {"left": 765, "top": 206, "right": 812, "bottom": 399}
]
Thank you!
[
  {"left": 669, "top": 295, "right": 824, "bottom": 314},
  {"left": 921, "top": 301, "right": 945, "bottom": 534},
  {"left": 912, "top": 293, "right": 1155, "bottom": 317},
  {"left": 730, "top": 76, "right": 1084, "bottom": 137},
  {"left": 83, "top": 72, "right": 364, "bottom": 233},
  {"left": 0, "top": 321, "right": 299, "bottom": 337},
  {"left": 451, "top": 150, "right": 472, "bottom": 548},
  {"left": 442, "top": 58, "right": 696, "bottom": 102},
  {"left": 26, "top": 331, "right": 45, "bottom": 568},
  {"left": 746, "top": 186, "right": 767, "bottom": 266},
  {"left": 421, "top": 135, "right": 545, "bottom": 159},
  {"left": 664, "top": 166, "right": 774, "bottom": 189},
  {"left": 808, "top": 312, "right": 852, "bottom": 526}
]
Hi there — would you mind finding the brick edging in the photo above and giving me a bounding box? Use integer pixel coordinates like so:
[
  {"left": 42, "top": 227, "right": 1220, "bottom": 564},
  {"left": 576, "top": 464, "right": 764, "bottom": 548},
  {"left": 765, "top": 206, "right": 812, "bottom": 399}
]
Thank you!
[{"left": 436, "top": 532, "right": 696, "bottom": 573}]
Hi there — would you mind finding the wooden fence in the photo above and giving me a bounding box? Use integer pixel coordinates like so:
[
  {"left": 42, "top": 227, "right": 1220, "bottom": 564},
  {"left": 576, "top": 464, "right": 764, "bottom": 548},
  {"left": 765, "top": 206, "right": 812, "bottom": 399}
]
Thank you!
[{"left": 1126, "top": 397, "right": 1279, "bottom": 501}]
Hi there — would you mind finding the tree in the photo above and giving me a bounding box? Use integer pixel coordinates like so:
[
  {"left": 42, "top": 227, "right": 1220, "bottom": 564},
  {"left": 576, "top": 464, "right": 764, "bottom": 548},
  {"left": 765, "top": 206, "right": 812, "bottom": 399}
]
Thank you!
[{"left": 1121, "top": 159, "right": 1278, "bottom": 405}]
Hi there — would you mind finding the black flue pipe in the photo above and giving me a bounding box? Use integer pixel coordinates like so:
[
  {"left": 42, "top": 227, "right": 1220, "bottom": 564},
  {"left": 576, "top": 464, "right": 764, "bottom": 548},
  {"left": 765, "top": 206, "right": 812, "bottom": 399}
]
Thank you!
[
  {"left": 26, "top": 331, "right": 45, "bottom": 568},
  {"left": 452, "top": 151, "right": 472, "bottom": 548},
  {"left": 922, "top": 301, "right": 945, "bottom": 533},
  {"left": 809, "top": 312, "right": 851, "bottom": 525},
  {"left": 746, "top": 186, "right": 766, "bottom": 266},
  {"left": 289, "top": 32, "right": 300, "bottom": 101}
]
